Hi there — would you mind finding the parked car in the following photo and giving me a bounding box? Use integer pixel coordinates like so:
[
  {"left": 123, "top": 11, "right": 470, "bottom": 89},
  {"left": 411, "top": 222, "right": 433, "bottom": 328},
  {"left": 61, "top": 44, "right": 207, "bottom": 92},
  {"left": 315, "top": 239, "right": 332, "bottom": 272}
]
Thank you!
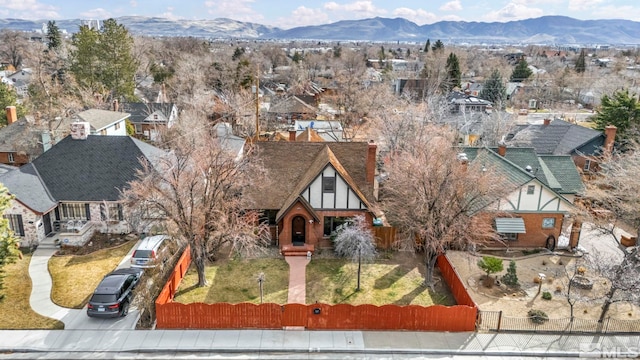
[
  {"left": 87, "top": 267, "right": 143, "bottom": 318},
  {"left": 130, "top": 234, "right": 169, "bottom": 268}
]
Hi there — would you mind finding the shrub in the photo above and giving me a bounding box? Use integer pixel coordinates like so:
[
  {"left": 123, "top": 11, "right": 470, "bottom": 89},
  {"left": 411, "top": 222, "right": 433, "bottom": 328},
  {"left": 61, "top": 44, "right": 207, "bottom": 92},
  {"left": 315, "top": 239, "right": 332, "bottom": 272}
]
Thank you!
[
  {"left": 477, "top": 256, "right": 504, "bottom": 278},
  {"left": 528, "top": 309, "right": 549, "bottom": 324},
  {"left": 555, "top": 285, "right": 563, "bottom": 293},
  {"left": 502, "top": 260, "right": 519, "bottom": 287},
  {"left": 577, "top": 266, "right": 587, "bottom": 275},
  {"left": 533, "top": 276, "right": 541, "bottom": 284},
  {"left": 542, "top": 291, "right": 552, "bottom": 300}
]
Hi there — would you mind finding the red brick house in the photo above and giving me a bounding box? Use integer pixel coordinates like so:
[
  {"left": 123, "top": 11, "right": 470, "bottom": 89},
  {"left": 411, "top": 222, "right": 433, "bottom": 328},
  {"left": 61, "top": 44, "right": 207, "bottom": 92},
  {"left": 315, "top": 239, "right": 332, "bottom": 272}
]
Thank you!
[{"left": 244, "top": 141, "right": 378, "bottom": 253}]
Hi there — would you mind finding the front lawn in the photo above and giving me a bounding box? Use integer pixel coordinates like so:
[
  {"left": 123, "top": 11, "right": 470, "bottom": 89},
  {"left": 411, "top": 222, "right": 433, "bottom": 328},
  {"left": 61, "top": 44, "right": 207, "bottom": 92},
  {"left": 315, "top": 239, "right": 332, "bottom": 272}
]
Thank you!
[
  {"left": 306, "top": 253, "right": 456, "bottom": 306},
  {"left": 174, "top": 258, "right": 289, "bottom": 304},
  {"left": 49, "top": 240, "right": 136, "bottom": 308},
  {"left": 0, "top": 254, "right": 64, "bottom": 329}
]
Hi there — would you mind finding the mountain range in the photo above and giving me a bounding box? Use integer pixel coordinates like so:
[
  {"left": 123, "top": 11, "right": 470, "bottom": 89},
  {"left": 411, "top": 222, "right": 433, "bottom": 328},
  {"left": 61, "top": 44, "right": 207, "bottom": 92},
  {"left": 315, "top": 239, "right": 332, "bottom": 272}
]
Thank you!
[{"left": 1, "top": 15, "right": 639, "bottom": 45}]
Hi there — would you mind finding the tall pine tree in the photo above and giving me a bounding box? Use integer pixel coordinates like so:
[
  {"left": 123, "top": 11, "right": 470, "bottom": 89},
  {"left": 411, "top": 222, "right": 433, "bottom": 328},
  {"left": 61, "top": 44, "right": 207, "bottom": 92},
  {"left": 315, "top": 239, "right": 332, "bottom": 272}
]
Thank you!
[
  {"left": 46, "top": 21, "right": 61, "bottom": 50},
  {"left": 575, "top": 48, "right": 586, "bottom": 73},
  {"left": 70, "top": 19, "right": 138, "bottom": 100},
  {"left": 432, "top": 39, "right": 444, "bottom": 52},
  {"left": 510, "top": 59, "right": 533, "bottom": 82},
  {"left": 444, "top": 52, "right": 461, "bottom": 91},
  {"left": 424, "top": 39, "right": 431, "bottom": 53},
  {"left": 480, "top": 69, "right": 507, "bottom": 109}
]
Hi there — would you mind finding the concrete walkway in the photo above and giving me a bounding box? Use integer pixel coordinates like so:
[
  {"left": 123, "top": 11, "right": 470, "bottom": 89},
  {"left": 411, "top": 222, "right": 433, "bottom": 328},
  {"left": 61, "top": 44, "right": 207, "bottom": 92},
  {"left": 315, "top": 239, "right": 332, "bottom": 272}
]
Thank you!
[
  {"left": 0, "top": 329, "right": 638, "bottom": 358},
  {"left": 27, "top": 235, "right": 141, "bottom": 330},
  {"left": 285, "top": 256, "right": 310, "bottom": 304}
]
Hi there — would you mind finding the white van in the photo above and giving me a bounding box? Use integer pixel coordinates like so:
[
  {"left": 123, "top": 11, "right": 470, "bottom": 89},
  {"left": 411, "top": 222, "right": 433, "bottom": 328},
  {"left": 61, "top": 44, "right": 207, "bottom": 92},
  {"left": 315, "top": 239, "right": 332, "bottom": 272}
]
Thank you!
[{"left": 130, "top": 235, "right": 169, "bottom": 268}]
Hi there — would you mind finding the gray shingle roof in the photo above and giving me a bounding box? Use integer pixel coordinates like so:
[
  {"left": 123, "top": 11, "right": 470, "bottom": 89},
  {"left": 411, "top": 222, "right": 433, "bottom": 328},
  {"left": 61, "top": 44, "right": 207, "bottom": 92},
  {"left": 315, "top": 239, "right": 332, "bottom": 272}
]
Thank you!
[
  {"left": 506, "top": 119, "right": 603, "bottom": 155},
  {"left": 120, "top": 102, "right": 175, "bottom": 124},
  {"left": 31, "top": 135, "right": 166, "bottom": 202},
  {"left": 0, "top": 163, "right": 56, "bottom": 213},
  {"left": 75, "top": 109, "right": 130, "bottom": 131}
]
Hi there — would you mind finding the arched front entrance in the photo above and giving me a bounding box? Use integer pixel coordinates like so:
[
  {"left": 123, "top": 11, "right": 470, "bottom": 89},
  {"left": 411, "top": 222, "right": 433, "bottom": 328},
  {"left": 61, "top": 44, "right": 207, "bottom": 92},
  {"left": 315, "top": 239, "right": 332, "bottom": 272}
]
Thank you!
[{"left": 291, "top": 216, "right": 306, "bottom": 246}]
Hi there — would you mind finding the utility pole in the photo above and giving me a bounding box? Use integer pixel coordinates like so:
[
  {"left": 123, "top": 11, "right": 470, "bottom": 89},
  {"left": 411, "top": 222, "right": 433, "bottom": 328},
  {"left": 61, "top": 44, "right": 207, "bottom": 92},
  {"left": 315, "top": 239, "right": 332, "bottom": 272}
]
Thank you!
[{"left": 254, "top": 64, "right": 260, "bottom": 140}]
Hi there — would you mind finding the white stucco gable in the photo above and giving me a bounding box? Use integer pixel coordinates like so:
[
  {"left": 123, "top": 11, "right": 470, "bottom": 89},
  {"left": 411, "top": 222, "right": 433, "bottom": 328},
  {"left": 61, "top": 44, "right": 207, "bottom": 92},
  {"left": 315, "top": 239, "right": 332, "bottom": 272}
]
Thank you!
[
  {"left": 301, "top": 165, "right": 367, "bottom": 210},
  {"left": 496, "top": 178, "right": 573, "bottom": 212}
]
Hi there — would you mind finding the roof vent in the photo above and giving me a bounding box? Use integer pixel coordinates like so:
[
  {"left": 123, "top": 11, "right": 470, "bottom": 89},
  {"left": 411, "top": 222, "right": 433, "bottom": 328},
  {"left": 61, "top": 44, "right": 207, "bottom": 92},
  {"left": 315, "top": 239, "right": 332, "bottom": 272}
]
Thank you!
[{"left": 525, "top": 165, "right": 533, "bottom": 172}]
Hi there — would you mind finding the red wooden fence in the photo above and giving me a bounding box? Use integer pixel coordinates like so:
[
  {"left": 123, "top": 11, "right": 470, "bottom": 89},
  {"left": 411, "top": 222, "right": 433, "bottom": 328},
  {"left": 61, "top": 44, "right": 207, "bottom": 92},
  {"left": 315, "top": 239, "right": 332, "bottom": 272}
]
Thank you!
[{"left": 156, "top": 247, "right": 477, "bottom": 331}]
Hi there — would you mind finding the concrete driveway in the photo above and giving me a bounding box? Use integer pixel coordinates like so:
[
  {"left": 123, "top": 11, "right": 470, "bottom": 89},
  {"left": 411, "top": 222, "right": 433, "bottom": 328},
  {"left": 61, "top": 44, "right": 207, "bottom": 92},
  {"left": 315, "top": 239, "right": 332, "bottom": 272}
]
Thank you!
[{"left": 29, "top": 237, "right": 142, "bottom": 330}]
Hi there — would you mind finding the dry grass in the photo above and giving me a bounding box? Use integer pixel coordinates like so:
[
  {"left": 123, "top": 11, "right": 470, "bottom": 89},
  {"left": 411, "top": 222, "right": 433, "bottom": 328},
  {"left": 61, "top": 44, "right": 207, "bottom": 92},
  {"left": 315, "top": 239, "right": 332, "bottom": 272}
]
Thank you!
[
  {"left": 306, "top": 255, "right": 456, "bottom": 306},
  {"left": 174, "top": 258, "right": 289, "bottom": 304},
  {"left": 0, "top": 254, "right": 64, "bottom": 329},
  {"left": 49, "top": 240, "right": 136, "bottom": 308}
]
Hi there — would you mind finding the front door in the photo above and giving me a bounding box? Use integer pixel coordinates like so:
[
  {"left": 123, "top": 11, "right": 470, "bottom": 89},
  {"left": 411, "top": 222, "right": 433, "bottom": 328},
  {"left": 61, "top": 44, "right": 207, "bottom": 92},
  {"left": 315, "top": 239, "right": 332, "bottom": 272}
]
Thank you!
[
  {"left": 42, "top": 212, "right": 52, "bottom": 235},
  {"left": 292, "top": 216, "right": 305, "bottom": 246}
]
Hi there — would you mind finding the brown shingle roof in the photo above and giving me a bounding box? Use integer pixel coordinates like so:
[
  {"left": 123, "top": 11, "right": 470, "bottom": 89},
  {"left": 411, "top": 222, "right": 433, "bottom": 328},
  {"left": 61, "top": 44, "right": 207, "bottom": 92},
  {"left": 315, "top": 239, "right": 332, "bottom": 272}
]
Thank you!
[
  {"left": 245, "top": 142, "right": 374, "bottom": 211},
  {"left": 296, "top": 128, "right": 325, "bottom": 142}
]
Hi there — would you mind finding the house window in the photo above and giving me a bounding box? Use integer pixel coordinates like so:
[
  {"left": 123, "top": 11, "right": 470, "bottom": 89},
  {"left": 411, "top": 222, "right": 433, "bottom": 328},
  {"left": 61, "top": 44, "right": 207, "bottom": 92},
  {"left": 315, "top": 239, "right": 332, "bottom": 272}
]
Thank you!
[
  {"left": 583, "top": 160, "right": 591, "bottom": 171},
  {"left": 153, "top": 114, "right": 158, "bottom": 120},
  {"left": 100, "top": 203, "right": 123, "bottom": 221},
  {"left": 527, "top": 185, "right": 535, "bottom": 195},
  {"left": 542, "top": 218, "right": 556, "bottom": 229},
  {"left": 60, "top": 203, "right": 90, "bottom": 220},
  {"left": 260, "top": 210, "right": 278, "bottom": 225},
  {"left": 323, "top": 176, "right": 336, "bottom": 193},
  {"left": 323, "top": 216, "right": 349, "bottom": 237},
  {"left": 114, "top": 122, "right": 121, "bottom": 130},
  {"left": 7, "top": 153, "right": 14, "bottom": 163},
  {"left": 135, "top": 124, "right": 143, "bottom": 134},
  {"left": 4, "top": 214, "right": 24, "bottom": 236},
  {"left": 100, "top": 129, "right": 107, "bottom": 135},
  {"left": 500, "top": 233, "right": 518, "bottom": 241}
]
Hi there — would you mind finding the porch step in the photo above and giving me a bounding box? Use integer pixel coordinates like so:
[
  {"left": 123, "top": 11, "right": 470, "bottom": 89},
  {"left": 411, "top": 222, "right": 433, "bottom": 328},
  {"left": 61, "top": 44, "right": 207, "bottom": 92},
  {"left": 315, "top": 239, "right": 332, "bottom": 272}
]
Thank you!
[{"left": 281, "top": 244, "right": 315, "bottom": 257}]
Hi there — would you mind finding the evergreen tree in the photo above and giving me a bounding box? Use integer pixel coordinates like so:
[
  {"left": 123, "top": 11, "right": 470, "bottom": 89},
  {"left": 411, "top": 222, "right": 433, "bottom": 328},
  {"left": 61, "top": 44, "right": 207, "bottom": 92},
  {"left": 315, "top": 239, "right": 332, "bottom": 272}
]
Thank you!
[
  {"left": 432, "top": 39, "right": 444, "bottom": 52},
  {"left": 406, "top": 48, "right": 411, "bottom": 58},
  {"left": 510, "top": 59, "right": 533, "bottom": 82},
  {"left": 70, "top": 19, "right": 138, "bottom": 100},
  {"left": 424, "top": 39, "right": 430, "bottom": 53},
  {"left": 46, "top": 21, "right": 62, "bottom": 50},
  {"left": 575, "top": 48, "right": 586, "bottom": 73},
  {"left": 479, "top": 69, "right": 507, "bottom": 109},
  {"left": 231, "top": 47, "right": 245, "bottom": 61},
  {"left": 70, "top": 25, "right": 102, "bottom": 92},
  {"left": 0, "top": 184, "right": 21, "bottom": 302},
  {"left": 98, "top": 19, "right": 137, "bottom": 100},
  {"left": 444, "top": 52, "right": 461, "bottom": 91},
  {"left": 592, "top": 89, "right": 640, "bottom": 139},
  {"left": 502, "top": 260, "right": 519, "bottom": 287},
  {"left": 0, "top": 82, "right": 26, "bottom": 126},
  {"left": 291, "top": 51, "right": 302, "bottom": 63}
]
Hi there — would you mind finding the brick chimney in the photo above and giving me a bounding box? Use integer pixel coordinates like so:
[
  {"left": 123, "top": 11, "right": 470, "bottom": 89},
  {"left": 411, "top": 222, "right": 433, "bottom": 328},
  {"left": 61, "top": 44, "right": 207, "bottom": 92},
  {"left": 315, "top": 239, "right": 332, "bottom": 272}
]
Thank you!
[
  {"left": 543, "top": 118, "right": 551, "bottom": 126},
  {"left": 5, "top": 106, "right": 17, "bottom": 125},
  {"left": 366, "top": 140, "right": 377, "bottom": 184},
  {"left": 604, "top": 125, "right": 617, "bottom": 154},
  {"left": 498, "top": 143, "right": 507, "bottom": 157},
  {"left": 289, "top": 128, "right": 296, "bottom": 141},
  {"left": 112, "top": 99, "right": 119, "bottom": 112}
]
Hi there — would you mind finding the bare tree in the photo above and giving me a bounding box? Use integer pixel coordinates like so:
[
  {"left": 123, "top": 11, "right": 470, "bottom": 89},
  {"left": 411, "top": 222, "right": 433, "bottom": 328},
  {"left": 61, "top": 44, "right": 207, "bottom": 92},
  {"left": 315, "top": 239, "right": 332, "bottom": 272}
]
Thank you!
[
  {"left": 0, "top": 30, "right": 28, "bottom": 69},
  {"left": 587, "top": 249, "right": 640, "bottom": 323},
  {"left": 382, "top": 126, "right": 510, "bottom": 288},
  {"left": 333, "top": 215, "right": 377, "bottom": 291},
  {"left": 579, "top": 142, "right": 640, "bottom": 322},
  {"left": 122, "top": 106, "right": 271, "bottom": 287},
  {"left": 561, "top": 258, "right": 589, "bottom": 319}
]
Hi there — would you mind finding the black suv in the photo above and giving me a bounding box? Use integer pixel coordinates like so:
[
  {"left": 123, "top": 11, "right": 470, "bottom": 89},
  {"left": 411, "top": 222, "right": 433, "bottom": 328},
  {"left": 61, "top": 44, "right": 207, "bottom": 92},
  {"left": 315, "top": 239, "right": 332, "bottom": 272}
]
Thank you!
[{"left": 87, "top": 268, "right": 143, "bottom": 318}]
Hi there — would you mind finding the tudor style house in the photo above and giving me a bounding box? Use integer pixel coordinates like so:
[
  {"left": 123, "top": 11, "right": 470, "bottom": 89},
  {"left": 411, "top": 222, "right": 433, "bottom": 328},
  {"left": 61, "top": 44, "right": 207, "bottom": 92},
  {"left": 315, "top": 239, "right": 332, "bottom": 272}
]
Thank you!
[
  {"left": 465, "top": 144, "right": 584, "bottom": 249},
  {"left": 0, "top": 124, "right": 165, "bottom": 247},
  {"left": 244, "top": 141, "right": 378, "bottom": 254}
]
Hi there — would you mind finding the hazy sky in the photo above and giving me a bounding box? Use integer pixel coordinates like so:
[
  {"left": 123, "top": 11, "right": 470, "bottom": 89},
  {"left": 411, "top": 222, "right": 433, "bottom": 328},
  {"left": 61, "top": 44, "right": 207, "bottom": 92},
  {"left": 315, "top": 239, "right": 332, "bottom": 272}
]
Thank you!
[{"left": 1, "top": 0, "right": 639, "bottom": 28}]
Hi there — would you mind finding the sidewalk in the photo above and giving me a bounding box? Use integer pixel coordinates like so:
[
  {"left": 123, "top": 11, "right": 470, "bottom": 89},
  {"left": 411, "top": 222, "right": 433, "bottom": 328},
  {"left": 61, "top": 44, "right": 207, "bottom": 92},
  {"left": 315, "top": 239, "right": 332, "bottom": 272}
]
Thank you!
[{"left": 0, "top": 329, "right": 638, "bottom": 358}]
